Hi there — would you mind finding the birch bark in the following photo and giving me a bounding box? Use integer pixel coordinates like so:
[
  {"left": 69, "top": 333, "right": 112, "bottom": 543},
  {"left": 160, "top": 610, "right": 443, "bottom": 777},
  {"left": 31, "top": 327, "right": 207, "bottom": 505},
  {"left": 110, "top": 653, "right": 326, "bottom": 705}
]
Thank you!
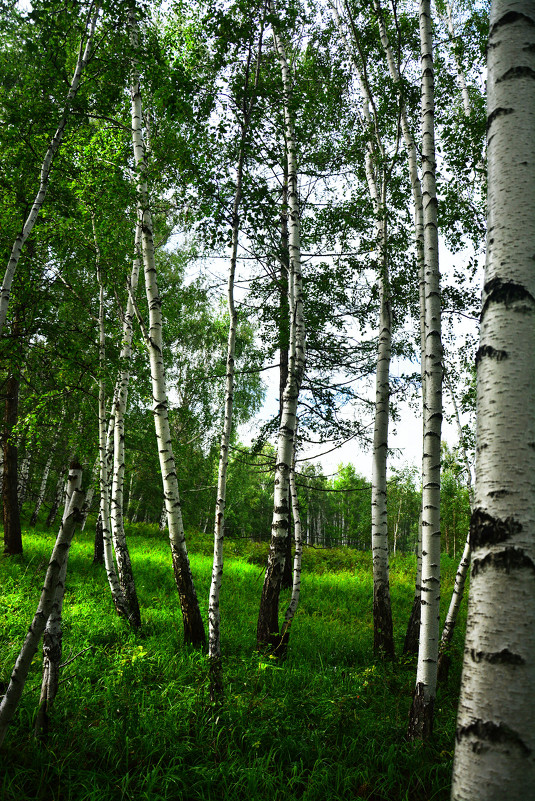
[
  {"left": 0, "top": 477, "right": 85, "bottom": 747},
  {"left": 0, "top": 4, "right": 100, "bottom": 336},
  {"left": 129, "top": 10, "right": 205, "bottom": 647},
  {"left": 407, "top": 0, "right": 443, "bottom": 740},
  {"left": 35, "top": 462, "right": 82, "bottom": 737},
  {"left": 109, "top": 217, "right": 142, "bottom": 629},
  {"left": 332, "top": 0, "right": 394, "bottom": 658},
  {"left": 451, "top": 3, "right": 535, "bottom": 796},
  {"left": 95, "top": 223, "right": 129, "bottom": 622},
  {"left": 257, "top": 0, "right": 306, "bottom": 651},
  {"left": 209, "top": 26, "right": 264, "bottom": 695}
]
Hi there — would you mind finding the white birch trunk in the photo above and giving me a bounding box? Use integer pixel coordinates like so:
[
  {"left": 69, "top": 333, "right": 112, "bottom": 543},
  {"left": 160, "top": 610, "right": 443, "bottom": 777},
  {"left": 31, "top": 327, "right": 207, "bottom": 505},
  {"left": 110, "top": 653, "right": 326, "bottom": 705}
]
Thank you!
[
  {"left": 30, "top": 421, "right": 63, "bottom": 526},
  {"left": 280, "top": 445, "right": 303, "bottom": 644},
  {"left": 332, "top": 0, "right": 394, "bottom": 658},
  {"left": 95, "top": 223, "right": 129, "bottom": 622},
  {"left": 451, "top": 4, "right": 535, "bottom": 796},
  {"left": 209, "top": 26, "right": 264, "bottom": 689},
  {"left": 0, "top": 479, "right": 85, "bottom": 747},
  {"left": 109, "top": 216, "right": 142, "bottom": 628},
  {"left": 408, "top": 0, "right": 443, "bottom": 739},
  {"left": 17, "top": 446, "right": 32, "bottom": 511},
  {"left": 0, "top": 5, "right": 100, "bottom": 336},
  {"left": 257, "top": 1, "right": 306, "bottom": 650},
  {"left": 35, "top": 462, "right": 82, "bottom": 737},
  {"left": 129, "top": 10, "right": 205, "bottom": 647}
]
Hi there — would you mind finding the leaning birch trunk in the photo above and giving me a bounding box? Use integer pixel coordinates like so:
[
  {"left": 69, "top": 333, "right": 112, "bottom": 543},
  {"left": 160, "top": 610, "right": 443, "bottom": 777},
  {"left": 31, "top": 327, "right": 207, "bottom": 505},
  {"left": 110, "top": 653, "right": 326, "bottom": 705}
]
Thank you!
[
  {"left": 95, "top": 223, "right": 129, "bottom": 623},
  {"left": 407, "top": 0, "right": 443, "bottom": 741},
  {"left": 34, "top": 462, "right": 82, "bottom": 738},
  {"left": 451, "top": 5, "right": 535, "bottom": 796},
  {"left": 332, "top": 0, "right": 394, "bottom": 658},
  {"left": 0, "top": 5, "right": 100, "bottom": 336},
  {"left": 109, "top": 217, "right": 142, "bottom": 629},
  {"left": 256, "top": 1, "right": 306, "bottom": 651},
  {"left": 129, "top": 10, "right": 205, "bottom": 648},
  {"left": 277, "top": 442, "right": 303, "bottom": 656},
  {"left": 0, "top": 480, "right": 85, "bottom": 748}
]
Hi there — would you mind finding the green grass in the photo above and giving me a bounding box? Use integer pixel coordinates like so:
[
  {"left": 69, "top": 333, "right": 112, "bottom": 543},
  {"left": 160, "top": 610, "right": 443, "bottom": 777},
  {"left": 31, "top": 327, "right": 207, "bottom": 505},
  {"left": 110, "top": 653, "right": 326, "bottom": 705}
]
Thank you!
[{"left": 0, "top": 524, "right": 467, "bottom": 801}]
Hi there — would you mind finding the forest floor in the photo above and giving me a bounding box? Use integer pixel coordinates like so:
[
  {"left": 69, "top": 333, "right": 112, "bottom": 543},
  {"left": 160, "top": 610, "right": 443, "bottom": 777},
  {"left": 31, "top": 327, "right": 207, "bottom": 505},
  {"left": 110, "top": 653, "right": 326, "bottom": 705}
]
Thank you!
[{"left": 0, "top": 524, "right": 466, "bottom": 801}]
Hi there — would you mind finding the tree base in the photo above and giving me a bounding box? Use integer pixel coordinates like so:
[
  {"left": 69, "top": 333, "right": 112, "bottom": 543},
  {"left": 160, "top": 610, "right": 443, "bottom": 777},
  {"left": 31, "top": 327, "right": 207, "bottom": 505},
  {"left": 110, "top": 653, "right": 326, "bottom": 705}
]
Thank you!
[{"left": 407, "top": 682, "right": 434, "bottom": 740}]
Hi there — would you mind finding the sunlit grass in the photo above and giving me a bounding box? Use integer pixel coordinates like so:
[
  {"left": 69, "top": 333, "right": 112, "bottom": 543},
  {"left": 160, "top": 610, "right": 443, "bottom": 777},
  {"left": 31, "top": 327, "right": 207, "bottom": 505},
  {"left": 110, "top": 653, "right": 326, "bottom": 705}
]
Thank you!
[{"left": 0, "top": 523, "right": 466, "bottom": 800}]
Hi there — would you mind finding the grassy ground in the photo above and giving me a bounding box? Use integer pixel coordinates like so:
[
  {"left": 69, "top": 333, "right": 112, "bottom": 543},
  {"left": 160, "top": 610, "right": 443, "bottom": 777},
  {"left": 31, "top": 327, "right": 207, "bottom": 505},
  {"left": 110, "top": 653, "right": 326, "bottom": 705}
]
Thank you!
[{"left": 0, "top": 524, "right": 467, "bottom": 801}]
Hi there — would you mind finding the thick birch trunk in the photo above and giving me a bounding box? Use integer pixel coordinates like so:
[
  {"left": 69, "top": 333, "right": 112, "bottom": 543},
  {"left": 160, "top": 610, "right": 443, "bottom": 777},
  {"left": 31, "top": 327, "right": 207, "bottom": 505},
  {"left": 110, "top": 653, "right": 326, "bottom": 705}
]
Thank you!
[
  {"left": 2, "top": 374, "right": 22, "bottom": 554},
  {"left": 129, "top": 11, "right": 205, "bottom": 648},
  {"left": 257, "top": 2, "right": 306, "bottom": 651},
  {"left": 109, "top": 218, "right": 142, "bottom": 629},
  {"left": 0, "top": 6, "right": 100, "bottom": 336},
  {"left": 451, "top": 5, "right": 535, "bottom": 796},
  {"left": 407, "top": 0, "right": 443, "bottom": 740},
  {"left": 35, "top": 462, "right": 82, "bottom": 738},
  {"left": 0, "top": 479, "right": 85, "bottom": 748}
]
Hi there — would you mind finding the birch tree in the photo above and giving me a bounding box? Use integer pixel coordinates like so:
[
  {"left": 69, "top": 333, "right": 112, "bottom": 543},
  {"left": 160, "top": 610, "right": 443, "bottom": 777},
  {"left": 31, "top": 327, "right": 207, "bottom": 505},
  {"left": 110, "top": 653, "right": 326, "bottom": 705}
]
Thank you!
[
  {"left": 129, "top": 9, "right": 205, "bottom": 648},
  {"left": 209, "top": 11, "right": 264, "bottom": 697},
  {"left": 0, "top": 464, "right": 85, "bottom": 748},
  {"left": 451, "top": 2, "right": 535, "bottom": 796},
  {"left": 256, "top": 0, "right": 306, "bottom": 652},
  {"left": 407, "top": 0, "right": 443, "bottom": 740}
]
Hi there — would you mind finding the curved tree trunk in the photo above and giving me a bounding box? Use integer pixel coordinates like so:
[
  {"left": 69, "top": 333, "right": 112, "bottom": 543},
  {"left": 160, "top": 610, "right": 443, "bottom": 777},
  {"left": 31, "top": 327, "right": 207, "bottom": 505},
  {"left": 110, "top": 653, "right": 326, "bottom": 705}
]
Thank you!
[
  {"left": 451, "top": 5, "right": 535, "bottom": 796},
  {"left": 129, "top": 10, "right": 205, "bottom": 648}
]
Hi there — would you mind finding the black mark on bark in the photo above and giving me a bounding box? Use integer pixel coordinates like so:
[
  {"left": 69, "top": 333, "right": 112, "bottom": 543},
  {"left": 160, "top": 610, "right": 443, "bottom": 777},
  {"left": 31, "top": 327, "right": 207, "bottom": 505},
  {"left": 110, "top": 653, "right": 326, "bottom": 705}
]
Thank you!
[
  {"left": 470, "top": 508, "right": 521, "bottom": 548},
  {"left": 456, "top": 719, "right": 531, "bottom": 756}
]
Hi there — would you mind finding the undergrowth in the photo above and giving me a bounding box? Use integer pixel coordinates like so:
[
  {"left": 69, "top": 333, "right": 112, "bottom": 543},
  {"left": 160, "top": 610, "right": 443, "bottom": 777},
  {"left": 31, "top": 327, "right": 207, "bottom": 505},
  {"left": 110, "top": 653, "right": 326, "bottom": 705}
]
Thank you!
[{"left": 0, "top": 523, "right": 466, "bottom": 801}]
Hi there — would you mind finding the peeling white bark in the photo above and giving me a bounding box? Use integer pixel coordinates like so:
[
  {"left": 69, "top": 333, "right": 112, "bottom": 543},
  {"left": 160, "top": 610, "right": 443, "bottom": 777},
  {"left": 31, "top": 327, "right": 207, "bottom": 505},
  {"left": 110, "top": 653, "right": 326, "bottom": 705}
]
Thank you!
[{"left": 452, "top": 3, "right": 535, "bottom": 796}]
